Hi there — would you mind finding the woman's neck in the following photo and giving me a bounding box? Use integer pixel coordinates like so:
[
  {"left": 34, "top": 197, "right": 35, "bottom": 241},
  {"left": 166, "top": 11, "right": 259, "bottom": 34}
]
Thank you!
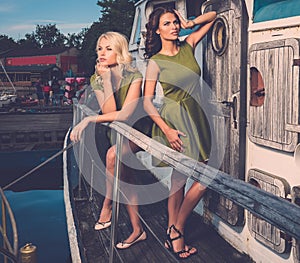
[{"left": 159, "top": 40, "right": 179, "bottom": 56}]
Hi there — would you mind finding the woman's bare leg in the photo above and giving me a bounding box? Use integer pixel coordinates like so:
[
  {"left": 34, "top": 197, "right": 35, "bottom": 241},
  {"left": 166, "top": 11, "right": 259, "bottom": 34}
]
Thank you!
[
  {"left": 119, "top": 141, "right": 144, "bottom": 242},
  {"left": 97, "top": 145, "right": 116, "bottom": 222},
  {"left": 168, "top": 170, "right": 185, "bottom": 227},
  {"left": 167, "top": 172, "right": 206, "bottom": 258},
  {"left": 121, "top": 166, "right": 144, "bottom": 243},
  {"left": 176, "top": 181, "right": 206, "bottom": 230}
]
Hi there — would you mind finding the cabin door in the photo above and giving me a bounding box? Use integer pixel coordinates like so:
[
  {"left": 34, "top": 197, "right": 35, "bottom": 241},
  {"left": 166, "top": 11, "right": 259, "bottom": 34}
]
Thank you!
[{"left": 202, "top": 0, "right": 248, "bottom": 226}]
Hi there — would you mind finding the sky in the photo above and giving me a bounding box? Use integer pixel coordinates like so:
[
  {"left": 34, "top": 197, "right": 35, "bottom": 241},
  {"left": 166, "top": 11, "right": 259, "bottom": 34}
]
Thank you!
[{"left": 0, "top": 0, "right": 101, "bottom": 41}]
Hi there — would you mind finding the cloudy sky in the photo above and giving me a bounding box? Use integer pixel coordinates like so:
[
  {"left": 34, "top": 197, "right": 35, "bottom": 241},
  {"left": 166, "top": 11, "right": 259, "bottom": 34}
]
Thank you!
[{"left": 0, "top": 0, "right": 101, "bottom": 40}]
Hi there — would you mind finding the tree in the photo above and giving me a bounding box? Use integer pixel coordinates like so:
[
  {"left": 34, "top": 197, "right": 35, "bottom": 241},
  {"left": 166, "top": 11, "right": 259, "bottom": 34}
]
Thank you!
[
  {"left": 0, "top": 35, "right": 18, "bottom": 53},
  {"left": 65, "top": 30, "right": 87, "bottom": 48},
  {"left": 34, "top": 24, "right": 66, "bottom": 48},
  {"left": 78, "top": 22, "right": 102, "bottom": 75},
  {"left": 97, "top": 0, "right": 136, "bottom": 38},
  {"left": 78, "top": 0, "right": 137, "bottom": 75},
  {"left": 18, "top": 33, "right": 40, "bottom": 49}
]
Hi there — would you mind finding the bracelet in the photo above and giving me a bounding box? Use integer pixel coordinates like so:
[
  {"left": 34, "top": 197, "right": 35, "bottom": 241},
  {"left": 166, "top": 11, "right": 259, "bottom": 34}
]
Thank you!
[
  {"left": 189, "top": 19, "right": 196, "bottom": 28},
  {"left": 96, "top": 115, "right": 101, "bottom": 123}
]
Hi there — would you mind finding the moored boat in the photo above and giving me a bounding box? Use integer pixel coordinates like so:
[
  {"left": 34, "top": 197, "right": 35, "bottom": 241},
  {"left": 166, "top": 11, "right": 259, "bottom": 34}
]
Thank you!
[{"left": 63, "top": 1, "right": 300, "bottom": 262}]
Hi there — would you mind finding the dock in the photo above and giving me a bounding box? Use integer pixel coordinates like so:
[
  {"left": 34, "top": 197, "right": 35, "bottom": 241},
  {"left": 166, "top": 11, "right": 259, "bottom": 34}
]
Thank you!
[
  {"left": 67, "top": 153, "right": 254, "bottom": 263},
  {"left": 0, "top": 105, "right": 73, "bottom": 152}
]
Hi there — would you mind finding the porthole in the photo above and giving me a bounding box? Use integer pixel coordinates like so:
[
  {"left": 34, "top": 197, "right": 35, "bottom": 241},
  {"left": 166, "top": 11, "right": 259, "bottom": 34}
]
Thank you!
[
  {"left": 250, "top": 67, "right": 265, "bottom": 107},
  {"left": 211, "top": 17, "right": 229, "bottom": 56}
]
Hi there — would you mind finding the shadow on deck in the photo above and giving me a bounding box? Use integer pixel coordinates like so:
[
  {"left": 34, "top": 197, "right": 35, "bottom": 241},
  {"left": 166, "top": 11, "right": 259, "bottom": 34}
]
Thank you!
[{"left": 70, "top": 167, "right": 254, "bottom": 263}]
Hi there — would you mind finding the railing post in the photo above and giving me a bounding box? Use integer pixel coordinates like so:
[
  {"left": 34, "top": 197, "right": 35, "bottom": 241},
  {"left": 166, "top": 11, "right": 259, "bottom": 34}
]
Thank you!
[
  {"left": 77, "top": 135, "right": 83, "bottom": 198},
  {"left": 109, "top": 133, "right": 123, "bottom": 263},
  {"left": 2, "top": 200, "right": 7, "bottom": 263},
  {"left": 73, "top": 101, "right": 87, "bottom": 201},
  {"left": 89, "top": 160, "right": 95, "bottom": 201},
  {"left": 0, "top": 188, "right": 19, "bottom": 263}
]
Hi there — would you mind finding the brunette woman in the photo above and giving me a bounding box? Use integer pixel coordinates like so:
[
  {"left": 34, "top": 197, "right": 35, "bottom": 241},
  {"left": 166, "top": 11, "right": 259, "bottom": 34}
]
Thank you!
[{"left": 144, "top": 7, "right": 216, "bottom": 259}]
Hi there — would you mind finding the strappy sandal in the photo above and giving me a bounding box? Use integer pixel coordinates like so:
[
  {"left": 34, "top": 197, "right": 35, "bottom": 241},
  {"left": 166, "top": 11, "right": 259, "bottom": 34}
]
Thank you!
[
  {"left": 165, "top": 226, "right": 197, "bottom": 257},
  {"left": 165, "top": 225, "right": 192, "bottom": 260}
]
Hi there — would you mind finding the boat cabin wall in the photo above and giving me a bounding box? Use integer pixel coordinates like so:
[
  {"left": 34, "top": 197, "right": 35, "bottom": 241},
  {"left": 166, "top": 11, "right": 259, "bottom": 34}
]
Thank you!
[{"left": 129, "top": 1, "right": 300, "bottom": 262}]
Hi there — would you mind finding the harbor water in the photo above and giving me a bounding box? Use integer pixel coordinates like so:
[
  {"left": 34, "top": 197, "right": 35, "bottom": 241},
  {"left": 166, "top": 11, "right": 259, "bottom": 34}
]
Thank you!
[
  {"left": 4, "top": 190, "right": 71, "bottom": 263},
  {"left": 0, "top": 149, "right": 70, "bottom": 262}
]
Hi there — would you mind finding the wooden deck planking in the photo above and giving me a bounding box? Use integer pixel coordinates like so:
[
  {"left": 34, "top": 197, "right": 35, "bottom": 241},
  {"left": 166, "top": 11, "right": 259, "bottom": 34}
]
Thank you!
[{"left": 71, "top": 169, "right": 253, "bottom": 263}]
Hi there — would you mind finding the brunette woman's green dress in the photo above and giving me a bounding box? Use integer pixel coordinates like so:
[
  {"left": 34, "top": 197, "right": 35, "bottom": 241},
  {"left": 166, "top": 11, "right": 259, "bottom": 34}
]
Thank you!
[{"left": 150, "top": 41, "right": 211, "bottom": 166}]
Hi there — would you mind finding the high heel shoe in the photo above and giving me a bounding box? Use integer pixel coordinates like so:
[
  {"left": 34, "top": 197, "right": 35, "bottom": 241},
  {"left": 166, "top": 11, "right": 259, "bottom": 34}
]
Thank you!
[
  {"left": 165, "top": 227, "right": 197, "bottom": 256},
  {"left": 165, "top": 225, "right": 196, "bottom": 260},
  {"left": 116, "top": 230, "right": 147, "bottom": 249}
]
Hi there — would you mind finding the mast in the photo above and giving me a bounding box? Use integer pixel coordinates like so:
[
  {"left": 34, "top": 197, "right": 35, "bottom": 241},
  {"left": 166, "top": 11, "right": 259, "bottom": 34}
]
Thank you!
[{"left": 0, "top": 60, "right": 16, "bottom": 95}]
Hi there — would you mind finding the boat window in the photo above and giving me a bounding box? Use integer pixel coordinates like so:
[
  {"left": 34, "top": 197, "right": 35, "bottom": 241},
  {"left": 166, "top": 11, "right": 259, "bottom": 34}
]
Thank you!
[
  {"left": 153, "top": 1, "right": 175, "bottom": 10},
  {"left": 249, "top": 178, "right": 261, "bottom": 189},
  {"left": 253, "top": 0, "right": 300, "bottom": 22},
  {"left": 133, "top": 8, "right": 141, "bottom": 44},
  {"left": 178, "top": 0, "right": 204, "bottom": 37},
  {"left": 250, "top": 67, "right": 265, "bottom": 107},
  {"left": 211, "top": 17, "right": 229, "bottom": 56},
  {"left": 186, "top": 0, "right": 202, "bottom": 18}
]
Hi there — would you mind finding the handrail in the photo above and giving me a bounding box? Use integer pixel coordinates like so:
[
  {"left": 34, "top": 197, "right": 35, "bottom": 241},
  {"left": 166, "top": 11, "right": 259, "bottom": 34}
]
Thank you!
[
  {"left": 73, "top": 98, "right": 300, "bottom": 241},
  {"left": 0, "top": 188, "right": 18, "bottom": 263}
]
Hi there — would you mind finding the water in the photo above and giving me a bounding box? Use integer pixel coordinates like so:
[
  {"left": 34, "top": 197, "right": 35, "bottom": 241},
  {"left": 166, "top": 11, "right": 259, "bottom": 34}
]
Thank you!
[
  {"left": 0, "top": 150, "right": 70, "bottom": 262},
  {"left": 4, "top": 190, "right": 71, "bottom": 263}
]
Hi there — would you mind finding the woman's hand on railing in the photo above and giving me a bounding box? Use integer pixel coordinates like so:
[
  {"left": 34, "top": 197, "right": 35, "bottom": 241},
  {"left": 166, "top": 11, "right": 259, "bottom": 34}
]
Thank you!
[{"left": 70, "top": 116, "right": 96, "bottom": 143}]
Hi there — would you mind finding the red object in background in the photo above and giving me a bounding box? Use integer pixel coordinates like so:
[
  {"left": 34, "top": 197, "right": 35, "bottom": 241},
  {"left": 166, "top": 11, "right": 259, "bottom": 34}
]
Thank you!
[
  {"left": 7, "top": 56, "right": 56, "bottom": 66},
  {"left": 42, "top": 85, "right": 51, "bottom": 92},
  {"left": 64, "top": 77, "right": 86, "bottom": 103},
  {"left": 76, "top": 77, "right": 86, "bottom": 90}
]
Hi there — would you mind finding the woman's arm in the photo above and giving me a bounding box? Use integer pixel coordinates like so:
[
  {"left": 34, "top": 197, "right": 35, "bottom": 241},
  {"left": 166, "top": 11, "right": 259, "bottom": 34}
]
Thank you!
[
  {"left": 97, "top": 77, "right": 142, "bottom": 123},
  {"left": 175, "top": 10, "right": 217, "bottom": 49},
  {"left": 96, "top": 63, "right": 117, "bottom": 113},
  {"left": 144, "top": 60, "right": 185, "bottom": 152},
  {"left": 70, "top": 77, "right": 142, "bottom": 143}
]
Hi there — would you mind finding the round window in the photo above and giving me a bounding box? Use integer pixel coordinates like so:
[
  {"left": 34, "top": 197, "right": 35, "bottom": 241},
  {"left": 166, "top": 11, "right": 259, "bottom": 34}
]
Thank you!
[{"left": 212, "top": 17, "right": 229, "bottom": 56}]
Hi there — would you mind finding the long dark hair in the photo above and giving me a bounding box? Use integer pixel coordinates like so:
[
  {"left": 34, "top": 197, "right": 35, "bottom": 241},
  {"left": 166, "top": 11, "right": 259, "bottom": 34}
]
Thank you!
[{"left": 144, "top": 7, "right": 180, "bottom": 59}]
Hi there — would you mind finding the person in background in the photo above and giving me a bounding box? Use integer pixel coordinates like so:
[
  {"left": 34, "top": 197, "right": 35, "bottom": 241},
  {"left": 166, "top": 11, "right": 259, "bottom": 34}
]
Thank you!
[
  {"left": 42, "top": 81, "right": 51, "bottom": 106},
  {"left": 70, "top": 31, "right": 151, "bottom": 249},
  {"left": 35, "top": 78, "right": 44, "bottom": 106},
  {"left": 144, "top": 7, "right": 216, "bottom": 260},
  {"left": 51, "top": 77, "right": 61, "bottom": 106}
]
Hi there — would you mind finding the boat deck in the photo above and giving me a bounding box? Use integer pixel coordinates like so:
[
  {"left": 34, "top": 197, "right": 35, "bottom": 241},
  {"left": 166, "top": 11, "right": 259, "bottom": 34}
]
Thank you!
[{"left": 70, "top": 167, "right": 254, "bottom": 263}]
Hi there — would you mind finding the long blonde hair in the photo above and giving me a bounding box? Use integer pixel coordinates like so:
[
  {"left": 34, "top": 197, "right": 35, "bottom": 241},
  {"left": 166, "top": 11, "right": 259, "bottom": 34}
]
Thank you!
[{"left": 96, "top": 31, "right": 135, "bottom": 72}]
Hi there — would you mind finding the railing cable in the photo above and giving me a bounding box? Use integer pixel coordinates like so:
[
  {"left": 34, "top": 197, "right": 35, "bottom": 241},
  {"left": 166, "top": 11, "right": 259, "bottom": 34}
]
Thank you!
[{"left": 3, "top": 142, "right": 75, "bottom": 190}]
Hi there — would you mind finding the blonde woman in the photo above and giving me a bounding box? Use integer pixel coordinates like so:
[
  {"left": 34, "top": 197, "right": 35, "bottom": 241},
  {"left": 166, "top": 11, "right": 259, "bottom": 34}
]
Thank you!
[{"left": 71, "top": 32, "right": 151, "bottom": 249}]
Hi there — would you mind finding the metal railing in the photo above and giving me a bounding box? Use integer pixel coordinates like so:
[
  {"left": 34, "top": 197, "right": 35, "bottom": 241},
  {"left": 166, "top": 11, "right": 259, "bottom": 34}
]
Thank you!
[
  {"left": 71, "top": 93, "right": 300, "bottom": 262},
  {"left": 0, "top": 188, "right": 19, "bottom": 263}
]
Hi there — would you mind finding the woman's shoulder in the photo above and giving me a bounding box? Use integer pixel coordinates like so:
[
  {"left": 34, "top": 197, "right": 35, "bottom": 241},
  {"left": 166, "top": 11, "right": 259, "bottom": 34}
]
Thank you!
[
  {"left": 180, "top": 40, "right": 193, "bottom": 52},
  {"left": 123, "top": 68, "right": 142, "bottom": 80}
]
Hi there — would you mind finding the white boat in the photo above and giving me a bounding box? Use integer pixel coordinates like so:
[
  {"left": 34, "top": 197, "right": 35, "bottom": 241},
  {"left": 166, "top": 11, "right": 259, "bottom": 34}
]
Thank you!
[
  {"left": 0, "top": 93, "right": 17, "bottom": 108},
  {"left": 128, "top": 1, "right": 300, "bottom": 263},
  {"left": 62, "top": 1, "right": 300, "bottom": 263},
  {"left": 0, "top": 60, "right": 17, "bottom": 108}
]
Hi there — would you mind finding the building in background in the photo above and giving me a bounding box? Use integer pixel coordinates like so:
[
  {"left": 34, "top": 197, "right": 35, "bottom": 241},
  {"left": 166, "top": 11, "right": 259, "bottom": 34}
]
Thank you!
[{"left": 0, "top": 47, "right": 80, "bottom": 88}]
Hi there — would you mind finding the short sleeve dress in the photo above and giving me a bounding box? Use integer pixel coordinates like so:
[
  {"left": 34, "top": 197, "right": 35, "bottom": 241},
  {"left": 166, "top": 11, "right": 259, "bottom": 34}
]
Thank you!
[
  {"left": 150, "top": 41, "right": 211, "bottom": 165},
  {"left": 91, "top": 68, "right": 152, "bottom": 146}
]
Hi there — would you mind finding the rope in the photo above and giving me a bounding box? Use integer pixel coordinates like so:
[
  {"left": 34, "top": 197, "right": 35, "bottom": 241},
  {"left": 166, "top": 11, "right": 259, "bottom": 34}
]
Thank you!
[{"left": 3, "top": 142, "right": 75, "bottom": 190}]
